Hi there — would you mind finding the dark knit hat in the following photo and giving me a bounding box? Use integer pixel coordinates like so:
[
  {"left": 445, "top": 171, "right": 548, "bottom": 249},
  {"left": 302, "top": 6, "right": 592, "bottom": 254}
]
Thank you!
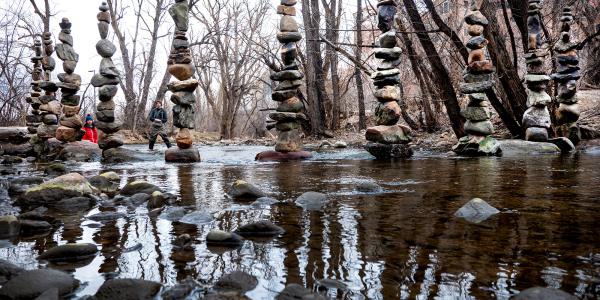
[{"left": 85, "top": 114, "right": 93, "bottom": 122}]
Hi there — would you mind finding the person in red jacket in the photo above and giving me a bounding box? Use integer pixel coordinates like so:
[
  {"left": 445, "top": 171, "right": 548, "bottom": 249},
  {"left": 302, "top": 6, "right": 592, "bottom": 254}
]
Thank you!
[{"left": 81, "top": 114, "right": 98, "bottom": 143}]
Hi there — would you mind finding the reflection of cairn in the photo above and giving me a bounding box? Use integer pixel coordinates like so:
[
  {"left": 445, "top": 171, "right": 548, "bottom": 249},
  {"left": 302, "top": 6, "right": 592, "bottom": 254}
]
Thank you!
[
  {"left": 551, "top": 7, "right": 581, "bottom": 144},
  {"left": 93, "top": 2, "right": 123, "bottom": 151},
  {"left": 453, "top": 2, "right": 500, "bottom": 156},
  {"left": 37, "top": 31, "right": 60, "bottom": 140},
  {"left": 268, "top": 0, "right": 305, "bottom": 153},
  {"left": 522, "top": 0, "right": 551, "bottom": 142},
  {"left": 55, "top": 18, "right": 84, "bottom": 142},
  {"left": 25, "top": 39, "right": 44, "bottom": 134},
  {"left": 165, "top": 0, "right": 201, "bottom": 162},
  {"left": 364, "top": 0, "right": 412, "bottom": 159}
]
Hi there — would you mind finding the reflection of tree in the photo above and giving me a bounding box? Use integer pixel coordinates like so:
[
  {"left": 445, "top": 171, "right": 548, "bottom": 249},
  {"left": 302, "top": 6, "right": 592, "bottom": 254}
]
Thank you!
[
  {"left": 94, "top": 219, "right": 122, "bottom": 274},
  {"left": 170, "top": 164, "right": 198, "bottom": 281}
]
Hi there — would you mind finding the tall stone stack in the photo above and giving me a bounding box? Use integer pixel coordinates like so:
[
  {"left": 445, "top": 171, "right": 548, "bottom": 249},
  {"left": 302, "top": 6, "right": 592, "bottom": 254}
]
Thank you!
[
  {"left": 93, "top": 2, "right": 123, "bottom": 153},
  {"left": 164, "top": 0, "right": 201, "bottom": 162},
  {"left": 363, "top": 0, "right": 412, "bottom": 159},
  {"left": 255, "top": 0, "right": 311, "bottom": 161},
  {"left": 25, "top": 39, "right": 44, "bottom": 134},
  {"left": 551, "top": 7, "right": 581, "bottom": 144},
  {"left": 55, "top": 18, "right": 84, "bottom": 142},
  {"left": 522, "top": 0, "right": 552, "bottom": 142},
  {"left": 37, "top": 32, "right": 60, "bottom": 140},
  {"left": 453, "top": 2, "right": 501, "bottom": 156}
]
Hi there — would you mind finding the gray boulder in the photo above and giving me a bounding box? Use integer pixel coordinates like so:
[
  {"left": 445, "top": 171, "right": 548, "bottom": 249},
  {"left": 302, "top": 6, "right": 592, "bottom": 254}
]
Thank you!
[
  {"left": 512, "top": 287, "right": 577, "bottom": 300},
  {"left": 206, "top": 230, "right": 244, "bottom": 247},
  {"left": 0, "top": 259, "right": 24, "bottom": 285},
  {"left": 234, "top": 221, "right": 284, "bottom": 237},
  {"left": 93, "top": 278, "right": 162, "bottom": 300},
  {"left": 0, "top": 216, "right": 20, "bottom": 239},
  {"left": 214, "top": 271, "right": 258, "bottom": 294},
  {"left": 230, "top": 180, "right": 266, "bottom": 199},
  {"left": 19, "top": 173, "right": 94, "bottom": 207},
  {"left": 498, "top": 140, "right": 560, "bottom": 156},
  {"left": 120, "top": 180, "right": 162, "bottom": 196},
  {"left": 38, "top": 243, "right": 98, "bottom": 262},
  {"left": 0, "top": 269, "right": 79, "bottom": 299},
  {"left": 179, "top": 211, "right": 213, "bottom": 226}
]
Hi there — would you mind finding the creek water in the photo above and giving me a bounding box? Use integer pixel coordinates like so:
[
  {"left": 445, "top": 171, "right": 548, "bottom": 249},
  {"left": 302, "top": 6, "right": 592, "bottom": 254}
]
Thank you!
[{"left": 1, "top": 144, "right": 599, "bottom": 299}]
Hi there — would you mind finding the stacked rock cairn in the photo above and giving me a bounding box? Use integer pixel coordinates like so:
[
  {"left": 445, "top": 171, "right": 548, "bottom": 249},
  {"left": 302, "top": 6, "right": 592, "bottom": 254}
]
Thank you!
[
  {"left": 270, "top": 0, "right": 305, "bottom": 154},
  {"left": 364, "top": 0, "right": 412, "bottom": 159},
  {"left": 55, "top": 18, "right": 84, "bottom": 142},
  {"left": 453, "top": 2, "right": 500, "bottom": 156},
  {"left": 37, "top": 31, "right": 60, "bottom": 140},
  {"left": 522, "top": 0, "right": 552, "bottom": 142},
  {"left": 551, "top": 7, "right": 581, "bottom": 144},
  {"left": 93, "top": 2, "right": 123, "bottom": 152},
  {"left": 25, "top": 39, "right": 44, "bottom": 134},
  {"left": 165, "top": 0, "right": 201, "bottom": 162}
]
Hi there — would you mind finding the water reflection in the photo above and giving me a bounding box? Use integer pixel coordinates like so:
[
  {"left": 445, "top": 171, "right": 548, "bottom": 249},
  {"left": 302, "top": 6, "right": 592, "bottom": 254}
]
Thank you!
[{"left": 0, "top": 145, "right": 599, "bottom": 299}]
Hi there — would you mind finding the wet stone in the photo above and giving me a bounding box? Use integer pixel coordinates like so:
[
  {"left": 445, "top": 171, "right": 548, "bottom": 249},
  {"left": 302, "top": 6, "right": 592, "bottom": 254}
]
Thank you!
[
  {"left": 214, "top": 271, "right": 258, "bottom": 294},
  {"left": 454, "top": 198, "right": 499, "bottom": 223},
  {"left": 94, "top": 279, "right": 162, "bottom": 300},
  {"left": 230, "top": 180, "right": 266, "bottom": 199},
  {"left": 206, "top": 230, "right": 244, "bottom": 247},
  {"left": 38, "top": 243, "right": 98, "bottom": 262},
  {"left": 235, "top": 220, "right": 284, "bottom": 237},
  {"left": 295, "top": 192, "right": 329, "bottom": 211},
  {"left": 0, "top": 269, "right": 79, "bottom": 300},
  {"left": 513, "top": 287, "right": 577, "bottom": 300}
]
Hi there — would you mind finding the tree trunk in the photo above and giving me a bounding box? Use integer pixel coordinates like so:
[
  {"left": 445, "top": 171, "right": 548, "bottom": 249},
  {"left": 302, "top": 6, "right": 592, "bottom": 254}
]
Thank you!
[
  {"left": 481, "top": 0, "right": 528, "bottom": 124},
  {"left": 354, "top": 0, "right": 366, "bottom": 130},
  {"left": 422, "top": 0, "right": 468, "bottom": 62},
  {"left": 323, "top": 0, "right": 341, "bottom": 130},
  {"left": 402, "top": 0, "right": 464, "bottom": 137}
]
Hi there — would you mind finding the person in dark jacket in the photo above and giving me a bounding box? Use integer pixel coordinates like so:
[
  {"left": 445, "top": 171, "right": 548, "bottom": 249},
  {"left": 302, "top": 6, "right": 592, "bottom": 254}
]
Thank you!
[
  {"left": 147, "top": 101, "right": 171, "bottom": 150},
  {"left": 81, "top": 114, "right": 98, "bottom": 143}
]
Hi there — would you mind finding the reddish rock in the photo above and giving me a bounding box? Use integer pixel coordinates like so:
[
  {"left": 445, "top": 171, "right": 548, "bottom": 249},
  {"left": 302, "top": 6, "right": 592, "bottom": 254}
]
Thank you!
[
  {"left": 168, "top": 64, "right": 194, "bottom": 81},
  {"left": 176, "top": 128, "right": 193, "bottom": 149},
  {"left": 165, "top": 147, "right": 201, "bottom": 163},
  {"left": 255, "top": 150, "right": 312, "bottom": 162},
  {"left": 365, "top": 125, "right": 412, "bottom": 144},
  {"left": 467, "top": 60, "right": 495, "bottom": 74},
  {"left": 55, "top": 126, "right": 80, "bottom": 142}
]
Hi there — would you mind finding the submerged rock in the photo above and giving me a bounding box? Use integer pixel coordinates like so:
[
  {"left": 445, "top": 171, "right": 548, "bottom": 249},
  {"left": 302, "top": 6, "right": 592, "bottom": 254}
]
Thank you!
[
  {"left": 93, "top": 278, "right": 162, "bottom": 300},
  {"left": 250, "top": 197, "right": 279, "bottom": 208},
  {"left": 159, "top": 207, "right": 187, "bottom": 222},
  {"left": 120, "top": 180, "right": 162, "bottom": 196},
  {"left": 20, "top": 173, "right": 94, "bottom": 207},
  {"left": 54, "top": 197, "right": 94, "bottom": 212},
  {"left": 276, "top": 283, "right": 326, "bottom": 300},
  {"left": 316, "top": 278, "right": 348, "bottom": 291},
  {"left": 206, "top": 230, "right": 244, "bottom": 247},
  {"left": 234, "top": 221, "right": 285, "bottom": 237},
  {"left": 161, "top": 278, "right": 201, "bottom": 300},
  {"left": 0, "top": 216, "right": 20, "bottom": 239},
  {"left": 455, "top": 198, "right": 500, "bottom": 223},
  {"left": 8, "top": 176, "right": 44, "bottom": 196},
  {"left": 44, "top": 163, "right": 66, "bottom": 175},
  {"left": 19, "top": 219, "right": 53, "bottom": 235},
  {"left": 356, "top": 182, "right": 382, "bottom": 193},
  {"left": 229, "top": 180, "right": 266, "bottom": 199},
  {"left": 295, "top": 192, "right": 329, "bottom": 211},
  {"left": 38, "top": 243, "right": 98, "bottom": 262},
  {"left": 88, "top": 211, "right": 126, "bottom": 222},
  {"left": 548, "top": 137, "right": 576, "bottom": 153},
  {"left": 512, "top": 287, "right": 577, "bottom": 300},
  {"left": 214, "top": 271, "right": 258, "bottom": 294},
  {"left": 0, "top": 269, "right": 79, "bottom": 299},
  {"left": 0, "top": 259, "right": 24, "bottom": 285},
  {"left": 179, "top": 211, "right": 213, "bottom": 225}
]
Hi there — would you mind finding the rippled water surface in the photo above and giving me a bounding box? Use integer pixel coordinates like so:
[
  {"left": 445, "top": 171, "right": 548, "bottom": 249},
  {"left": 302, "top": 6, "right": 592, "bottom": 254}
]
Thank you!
[{"left": 1, "top": 145, "right": 600, "bottom": 299}]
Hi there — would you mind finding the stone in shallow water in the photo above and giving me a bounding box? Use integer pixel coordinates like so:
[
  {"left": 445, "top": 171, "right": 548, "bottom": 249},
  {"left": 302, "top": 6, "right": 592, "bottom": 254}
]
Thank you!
[
  {"left": 0, "top": 216, "right": 20, "bottom": 239},
  {"left": 276, "top": 284, "right": 325, "bottom": 300},
  {"left": 214, "top": 271, "right": 258, "bottom": 293},
  {"left": 525, "top": 127, "right": 549, "bottom": 142},
  {"left": 364, "top": 142, "right": 413, "bottom": 159},
  {"left": 295, "top": 192, "right": 329, "bottom": 211},
  {"left": 38, "top": 243, "right": 98, "bottom": 262},
  {"left": 0, "top": 269, "right": 79, "bottom": 299},
  {"left": 234, "top": 220, "right": 285, "bottom": 237},
  {"left": 454, "top": 198, "right": 500, "bottom": 223},
  {"left": 20, "top": 173, "right": 94, "bottom": 207},
  {"left": 179, "top": 211, "right": 213, "bottom": 225},
  {"left": 88, "top": 211, "right": 126, "bottom": 222},
  {"left": 498, "top": 140, "right": 560, "bottom": 155},
  {"left": 548, "top": 137, "right": 575, "bottom": 153},
  {"left": 120, "top": 180, "right": 161, "bottom": 196},
  {"left": 365, "top": 125, "right": 412, "bottom": 144},
  {"left": 206, "top": 230, "right": 244, "bottom": 247},
  {"left": 453, "top": 135, "right": 502, "bottom": 157},
  {"left": 512, "top": 287, "right": 577, "bottom": 300},
  {"left": 94, "top": 278, "right": 162, "bottom": 300},
  {"left": 165, "top": 147, "right": 201, "bottom": 163},
  {"left": 230, "top": 180, "right": 266, "bottom": 199},
  {"left": 255, "top": 150, "right": 312, "bottom": 161}
]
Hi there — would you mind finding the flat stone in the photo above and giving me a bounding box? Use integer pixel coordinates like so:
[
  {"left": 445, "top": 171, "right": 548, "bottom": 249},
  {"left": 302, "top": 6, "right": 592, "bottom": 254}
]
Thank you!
[
  {"left": 91, "top": 74, "right": 119, "bottom": 87},
  {"left": 235, "top": 220, "right": 284, "bottom": 237},
  {"left": 455, "top": 198, "right": 499, "bottom": 223},
  {"left": 277, "top": 5, "right": 296, "bottom": 15},
  {"left": 55, "top": 44, "right": 79, "bottom": 62},
  {"left": 96, "top": 120, "right": 122, "bottom": 133},
  {"left": 276, "top": 97, "right": 303, "bottom": 112},
  {"left": 526, "top": 90, "right": 551, "bottom": 107},
  {"left": 277, "top": 32, "right": 302, "bottom": 43},
  {"left": 459, "top": 81, "right": 493, "bottom": 94},
  {"left": 467, "top": 60, "right": 495, "bottom": 74},
  {"left": 269, "top": 112, "right": 306, "bottom": 122},
  {"left": 38, "top": 243, "right": 98, "bottom": 262},
  {"left": 165, "top": 147, "right": 201, "bottom": 163},
  {"left": 179, "top": 211, "right": 213, "bottom": 225},
  {"left": 57, "top": 73, "right": 81, "bottom": 85},
  {"left": 272, "top": 89, "right": 297, "bottom": 102},
  {"left": 374, "top": 47, "right": 402, "bottom": 60},
  {"left": 271, "top": 70, "right": 303, "bottom": 81},
  {"left": 20, "top": 173, "right": 94, "bottom": 207},
  {"left": 274, "top": 79, "right": 303, "bottom": 91},
  {"left": 168, "top": 79, "right": 198, "bottom": 92},
  {"left": 453, "top": 135, "right": 502, "bottom": 156},
  {"left": 524, "top": 74, "right": 551, "bottom": 83},
  {"left": 465, "top": 10, "right": 488, "bottom": 26},
  {"left": 255, "top": 150, "right": 312, "bottom": 161},
  {"left": 465, "top": 120, "right": 494, "bottom": 136},
  {"left": 374, "top": 85, "right": 400, "bottom": 102},
  {"left": 365, "top": 124, "right": 412, "bottom": 144},
  {"left": 171, "top": 91, "right": 195, "bottom": 106},
  {"left": 88, "top": 211, "right": 126, "bottom": 222}
]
